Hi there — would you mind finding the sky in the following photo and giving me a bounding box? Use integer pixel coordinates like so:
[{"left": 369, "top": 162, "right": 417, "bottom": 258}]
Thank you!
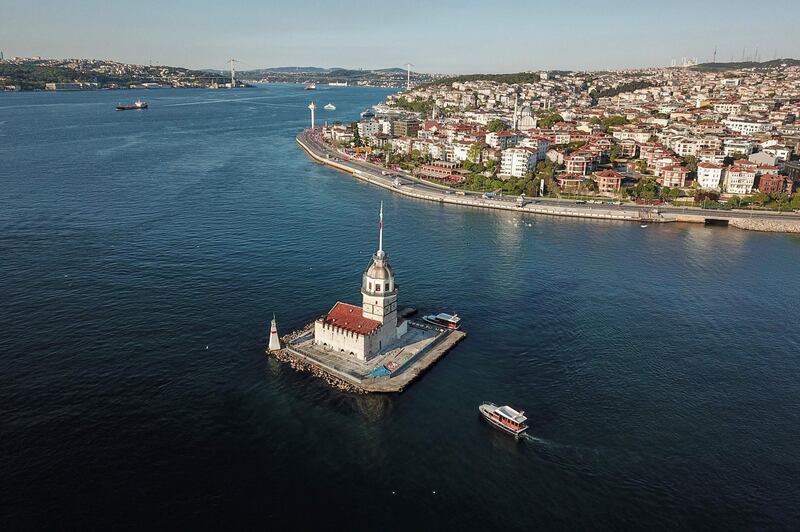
[{"left": 3, "top": 0, "right": 799, "bottom": 73}]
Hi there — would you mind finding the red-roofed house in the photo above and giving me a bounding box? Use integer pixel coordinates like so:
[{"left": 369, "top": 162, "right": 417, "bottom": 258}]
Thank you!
[
  {"left": 592, "top": 169, "right": 625, "bottom": 194},
  {"left": 660, "top": 165, "right": 690, "bottom": 188}
]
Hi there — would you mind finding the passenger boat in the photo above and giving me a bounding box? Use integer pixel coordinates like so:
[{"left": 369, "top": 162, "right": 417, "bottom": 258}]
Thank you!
[
  {"left": 360, "top": 108, "right": 375, "bottom": 118},
  {"left": 422, "top": 312, "right": 461, "bottom": 329},
  {"left": 304, "top": 83, "right": 316, "bottom": 90},
  {"left": 116, "top": 100, "right": 147, "bottom": 111},
  {"left": 324, "top": 103, "right": 336, "bottom": 110},
  {"left": 479, "top": 402, "right": 528, "bottom": 437}
]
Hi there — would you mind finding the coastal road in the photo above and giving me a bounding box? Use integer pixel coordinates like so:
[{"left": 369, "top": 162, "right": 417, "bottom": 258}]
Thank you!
[{"left": 299, "top": 130, "right": 800, "bottom": 224}]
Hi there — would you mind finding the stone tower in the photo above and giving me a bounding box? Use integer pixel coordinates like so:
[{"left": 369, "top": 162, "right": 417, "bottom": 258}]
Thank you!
[{"left": 361, "top": 202, "right": 398, "bottom": 330}]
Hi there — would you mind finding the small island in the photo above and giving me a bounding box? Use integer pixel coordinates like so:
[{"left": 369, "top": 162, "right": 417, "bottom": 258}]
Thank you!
[{"left": 268, "top": 203, "right": 465, "bottom": 393}]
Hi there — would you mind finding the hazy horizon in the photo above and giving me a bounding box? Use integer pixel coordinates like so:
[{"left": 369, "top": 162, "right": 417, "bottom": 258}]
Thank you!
[{"left": 3, "top": 0, "right": 799, "bottom": 74}]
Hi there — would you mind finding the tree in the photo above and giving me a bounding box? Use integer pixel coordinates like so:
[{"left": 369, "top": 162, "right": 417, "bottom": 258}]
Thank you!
[
  {"left": 683, "top": 155, "right": 698, "bottom": 174},
  {"left": 350, "top": 122, "right": 363, "bottom": 147},
  {"left": 467, "top": 143, "right": 483, "bottom": 163},
  {"left": 635, "top": 159, "right": 648, "bottom": 174},
  {"left": 487, "top": 119, "right": 507, "bottom": 133},
  {"left": 537, "top": 113, "right": 564, "bottom": 129},
  {"left": 609, "top": 144, "right": 622, "bottom": 162}
]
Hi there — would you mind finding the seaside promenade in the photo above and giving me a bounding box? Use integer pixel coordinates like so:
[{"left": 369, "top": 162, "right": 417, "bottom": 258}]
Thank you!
[{"left": 297, "top": 129, "right": 800, "bottom": 232}]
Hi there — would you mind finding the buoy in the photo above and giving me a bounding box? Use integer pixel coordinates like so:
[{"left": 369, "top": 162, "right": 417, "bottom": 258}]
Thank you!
[{"left": 268, "top": 314, "right": 282, "bottom": 351}]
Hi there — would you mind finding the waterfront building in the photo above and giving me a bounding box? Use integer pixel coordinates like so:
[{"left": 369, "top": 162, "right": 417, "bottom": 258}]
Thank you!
[
  {"left": 592, "top": 169, "right": 624, "bottom": 194},
  {"left": 500, "top": 147, "right": 537, "bottom": 178},
  {"left": 724, "top": 166, "right": 757, "bottom": 195},
  {"left": 757, "top": 174, "right": 792, "bottom": 194},
  {"left": 313, "top": 204, "right": 408, "bottom": 361},
  {"left": 697, "top": 162, "right": 724, "bottom": 190},
  {"left": 660, "top": 165, "right": 691, "bottom": 188}
]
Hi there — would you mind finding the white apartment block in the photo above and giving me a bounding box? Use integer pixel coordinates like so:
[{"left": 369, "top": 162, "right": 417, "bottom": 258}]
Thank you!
[
  {"left": 723, "top": 118, "right": 772, "bottom": 135},
  {"left": 724, "top": 168, "right": 756, "bottom": 195},
  {"left": 500, "top": 147, "right": 537, "bottom": 178},
  {"left": 723, "top": 138, "right": 755, "bottom": 157},
  {"left": 357, "top": 120, "right": 381, "bottom": 139},
  {"left": 713, "top": 102, "right": 743, "bottom": 115},
  {"left": 696, "top": 163, "right": 724, "bottom": 190}
]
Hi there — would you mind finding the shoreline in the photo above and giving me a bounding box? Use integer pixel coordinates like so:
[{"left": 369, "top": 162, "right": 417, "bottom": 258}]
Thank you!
[{"left": 296, "top": 131, "right": 800, "bottom": 233}]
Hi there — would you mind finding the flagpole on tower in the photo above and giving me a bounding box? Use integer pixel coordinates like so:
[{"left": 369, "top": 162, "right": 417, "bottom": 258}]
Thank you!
[{"left": 377, "top": 201, "right": 384, "bottom": 258}]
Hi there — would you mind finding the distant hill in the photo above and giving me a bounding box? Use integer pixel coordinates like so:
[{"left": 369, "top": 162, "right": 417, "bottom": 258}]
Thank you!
[
  {"left": 692, "top": 58, "right": 800, "bottom": 71},
  {"left": 235, "top": 66, "right": 436, "bottom": 87},
  {"left": 425, "top": 72, "right": 542, "bottom": 87}
]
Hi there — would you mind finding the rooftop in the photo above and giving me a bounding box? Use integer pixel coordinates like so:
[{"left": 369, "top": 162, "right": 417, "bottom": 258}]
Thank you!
[{"left": 322, "top": 302, "right": 382, "bottom": 336}]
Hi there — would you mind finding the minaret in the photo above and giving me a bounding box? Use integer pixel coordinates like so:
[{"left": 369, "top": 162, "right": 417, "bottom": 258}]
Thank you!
[
  {"left": 361, "top": 202, "right": 398, "bottom": 326},
  {"left": 513, "top": 93, "right": 519, "bottom": 130},
  {"left": 308, "top": 102, "right": 316, "bottom": 130},
  {"left": 268, "top": 314, "right": 281, "bottom": 351}
]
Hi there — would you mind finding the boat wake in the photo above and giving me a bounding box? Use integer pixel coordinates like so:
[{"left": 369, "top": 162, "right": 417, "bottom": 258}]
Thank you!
[{"left": 519, "top": 433, "right": 603, "bottom": 468}]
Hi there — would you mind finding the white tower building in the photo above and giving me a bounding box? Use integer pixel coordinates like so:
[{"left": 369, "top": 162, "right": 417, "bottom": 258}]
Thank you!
[
  {"left": 268, "top": 314, "right": 281, "bottom": 351},
  {"left": 308, "top": 102, "right": 316, "bottom": 130},
  {"left": 312, "top": 202, "right": 408, "bottom": 361},
  {"left": 361, "top": 202, "right": 398, "bottom": 326}
]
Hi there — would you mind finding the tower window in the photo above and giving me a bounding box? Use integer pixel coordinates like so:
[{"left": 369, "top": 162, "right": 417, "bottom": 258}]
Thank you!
[
  {"left": 368, "top": 282, "right": 372, "bottom": 290},
  {"left": 385, "top": 283, "right": 389, "bottom": 291},
  {"left": 376, "top": 285, "right": 381, "bottom": 292}
]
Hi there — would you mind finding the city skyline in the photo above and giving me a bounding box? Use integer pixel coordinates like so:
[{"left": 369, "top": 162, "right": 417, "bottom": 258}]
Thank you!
[{"left": 3, "top": 0, "right": 799, "bottom": 73}]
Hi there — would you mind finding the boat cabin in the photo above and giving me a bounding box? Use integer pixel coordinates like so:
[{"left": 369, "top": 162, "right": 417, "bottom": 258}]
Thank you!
[{"left": 491, "top": 406, "right": 527, "bottom": 430}]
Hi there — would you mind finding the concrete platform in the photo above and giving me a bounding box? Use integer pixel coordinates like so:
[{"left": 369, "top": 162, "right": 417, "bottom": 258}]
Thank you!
[{"left": 274, "top": 321, "right": 466, "bottom": 393}]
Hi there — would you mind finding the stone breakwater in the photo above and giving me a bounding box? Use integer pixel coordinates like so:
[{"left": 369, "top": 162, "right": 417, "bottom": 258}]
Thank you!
[
  {"left": 269, "top": 346, "right": 366, "bottom": 394},
  {"left": 266, "top": 322, "right": 367, "bottom": 394},
  {"left": 729, "top": 218, "right": 800, "bottom": 233}
]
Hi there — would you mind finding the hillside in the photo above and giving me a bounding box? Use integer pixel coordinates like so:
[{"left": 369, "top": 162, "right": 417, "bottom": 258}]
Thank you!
[{"left": 692, "top": 58, "right": 800, "bottom": 71}]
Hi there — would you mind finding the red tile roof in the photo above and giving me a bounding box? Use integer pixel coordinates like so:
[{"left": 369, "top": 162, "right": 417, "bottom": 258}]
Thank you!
[
  {"left": 594, "top": 169, "right": 624, "bottom": 178},
  {"left": 323, "top": 302, "right": 381, "bottom": 336}
]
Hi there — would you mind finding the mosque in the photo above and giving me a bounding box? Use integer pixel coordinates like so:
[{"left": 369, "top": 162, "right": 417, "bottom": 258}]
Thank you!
[{"left": 313, "top": 203, "right": 408, "bottom": 361}]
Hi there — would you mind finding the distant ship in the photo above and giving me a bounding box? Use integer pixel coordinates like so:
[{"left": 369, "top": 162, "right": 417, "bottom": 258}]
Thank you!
[
  {"left": 116, "top": 100, "right": 148, "bottom": 111},
  {"left": 324, "top": 103, "right": 336, "bottom": 110},
  {"left": 304, "top": 83, "right": 316, "bottom": 90},
  {"left": 360, "top": 108, "right": 375, "bottom": 118},
  {"left": 328, "top": 81, "right": 348, "bottom": 87}
]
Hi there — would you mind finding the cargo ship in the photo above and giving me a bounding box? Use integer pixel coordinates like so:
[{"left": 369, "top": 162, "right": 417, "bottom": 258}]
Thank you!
[
  {"left": 479, "top": 402, "right": 528, "bottom": 438},
  {"left": 422, "top": 312, "right": 461, "bottom": 329},
  {"left": 116, "top": 100, "right": 148, "bottom": 111}
]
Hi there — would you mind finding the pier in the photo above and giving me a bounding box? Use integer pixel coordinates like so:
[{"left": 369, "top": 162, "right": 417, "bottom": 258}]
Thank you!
[
  {"left": 270, "top": 320, "right": 466, "bottom": 393},
  {"left": 296, "top": 130, "right": 800, "bottom": 232}
]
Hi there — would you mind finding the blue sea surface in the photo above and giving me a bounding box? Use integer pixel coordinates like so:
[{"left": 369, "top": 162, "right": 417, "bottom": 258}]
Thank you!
[{"left": 1, "top": 85, "right": 799, "bottom": 530}]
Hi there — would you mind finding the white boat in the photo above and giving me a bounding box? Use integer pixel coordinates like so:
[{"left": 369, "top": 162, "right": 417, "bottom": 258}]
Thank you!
[
  {"left": 479, "top": 402, "right": 528, "bottom": 437},
  {"left": 360, "top": 108, "right": 375, "bottom": 118},
  {"left": 324, "top": 103, "right": 336, "bottom": 110},
  {"left": 304, "top": 83, "right": 316, "bottom": 90},
  {"left": 640, "top": 224, "right": 648, "bottom": 228},
  {"left": 422, "top": 312, "right": 461, "bottom": 329}
]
